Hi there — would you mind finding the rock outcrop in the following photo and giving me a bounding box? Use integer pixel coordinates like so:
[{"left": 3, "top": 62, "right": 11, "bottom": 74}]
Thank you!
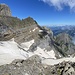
[
  {"left": 0, "top": 4, "right": 11, "bottom": 16},
  {"left": 0, "top": 21, "right": 14, "bottom": 40}
]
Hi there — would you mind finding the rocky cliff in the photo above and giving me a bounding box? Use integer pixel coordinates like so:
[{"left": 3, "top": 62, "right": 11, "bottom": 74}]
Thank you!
[{"left": 0, "top": 4, "right": 11, "bottom": 16}]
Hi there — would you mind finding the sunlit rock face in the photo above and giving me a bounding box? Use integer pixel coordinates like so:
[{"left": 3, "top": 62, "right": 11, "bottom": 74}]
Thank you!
[{"left": 0, "top": 3, "right": 11, "bottom": 16}]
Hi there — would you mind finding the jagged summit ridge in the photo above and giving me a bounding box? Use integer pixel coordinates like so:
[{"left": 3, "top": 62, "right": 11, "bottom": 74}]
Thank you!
[{"left": 0, "top": 3, "right": 11, "bottom": 16}]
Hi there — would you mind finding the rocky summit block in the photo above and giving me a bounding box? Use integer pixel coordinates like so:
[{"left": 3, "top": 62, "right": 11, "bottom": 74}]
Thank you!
[{"left": 0, "top": 3, "right": 11, "bottom": 16}]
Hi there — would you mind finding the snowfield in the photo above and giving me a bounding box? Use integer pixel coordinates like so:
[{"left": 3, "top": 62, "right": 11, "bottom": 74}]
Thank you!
[
  {"left": 34, "top": 47, "right": 56, "bottom": 59},
  {"left": 0, "top": 39, "right": 75, "bottom": 66},
  {"left": 42, "top": 57, "right": 75, "bottom": 65},
  {"left": 0, "top": 38, "right": 27, "bottom": 65},
  {"left": 20, "top": 39, "right": 34, "bottom": 51}
]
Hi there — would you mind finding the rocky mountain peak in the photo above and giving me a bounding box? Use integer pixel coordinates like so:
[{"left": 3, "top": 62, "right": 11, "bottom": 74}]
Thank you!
[
  {"left": 55, "top": 33, "right": 75, "bottom": 55},
  {"left": 22, "top": 17, "right": 38, "bottom": 27},
  {"left": 56, "top": 33, "right": 72, "bottom": 44},
  {"left": 0, "top": 3, "right": 11, "bottom": 16}
]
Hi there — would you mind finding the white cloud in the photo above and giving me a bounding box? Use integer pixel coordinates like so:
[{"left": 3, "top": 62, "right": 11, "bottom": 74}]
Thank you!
[{"left": 40, "top": 0, "right": 75, "bottom": 11}]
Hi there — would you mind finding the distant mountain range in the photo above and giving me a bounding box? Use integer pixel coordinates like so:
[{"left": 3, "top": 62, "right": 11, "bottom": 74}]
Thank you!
[
  {"left": 49, "top": 25, "right": 75, "bottom": 44},
  {"left": 49, "top": 25, "right": 75, "bottom": 37}
]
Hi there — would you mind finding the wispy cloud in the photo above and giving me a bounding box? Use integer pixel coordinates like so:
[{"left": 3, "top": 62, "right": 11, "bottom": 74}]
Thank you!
[{"left": 40, "top": 0, "right": 75, "bottom": 11}]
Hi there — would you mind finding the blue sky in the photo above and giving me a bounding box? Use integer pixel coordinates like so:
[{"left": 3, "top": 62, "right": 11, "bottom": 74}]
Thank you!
[{"left": 0, "top": 0, "right": 75, "bottom": 26}]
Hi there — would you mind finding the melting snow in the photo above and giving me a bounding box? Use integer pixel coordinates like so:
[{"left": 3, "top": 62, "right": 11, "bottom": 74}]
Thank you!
[
  {"left": 32, "top": 27, "right": 38, "bottom": 32},
  {"left": 42, "top": 57, "right": 75, "bottom": 65},
  {"left": 20, "top": 40, "right": 34, "bottom": 51},
  {"left": 39, "top": 30, "right": 43, "bottom": 32},
  {"left": 0, "top": 38, "right": 28, "bottom": 65},
  {"left": 34, "top": 47, "right": 56, "bottom": 59},
  {"left": 0, "top": 39, "right": 75, "bottom": 66},
  {"left": 0, "top": 39, "right": 34, "bottom": 65}
]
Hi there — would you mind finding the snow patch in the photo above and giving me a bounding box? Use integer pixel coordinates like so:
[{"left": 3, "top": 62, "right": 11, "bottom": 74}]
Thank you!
[
  {"left": 45, "top": 50, "right": 56, "bottom": 59},
  {"left": 25, "top": 73, "right": 29, "bottom": 75},
  {"left": 42, "top": 57, "right": 75, "bottom": 65},
  {"left": 32, "top": 27, "right": 38, "bottom": 32},
  {"left": 30, "top": 31, "right": 31, "bottom": 32},
  {"left": 59, "top": 54, "right": 62, "bottom": 57},
  {"left": 34, "top": 47, "right": 56, "bottom": 59},
  {"left": 20, "top": 40, "right": 34, "bottom": 51},
  {"left": 0, "top": 38, "right": 29, "bottom": 65},
  {"left": 39, "top": 30, "right": 43, "bottom": 32}
]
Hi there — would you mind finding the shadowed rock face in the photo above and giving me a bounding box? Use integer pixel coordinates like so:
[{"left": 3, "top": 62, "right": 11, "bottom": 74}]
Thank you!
[
  {"left": 0, "top": 4, "right": 11, "bottom": 16},
  {"left": 55, "top": 33, "right": 75, "bottom": 55},
  {"left": 55, "top": 33, "right": 72, "bottom": 44}
]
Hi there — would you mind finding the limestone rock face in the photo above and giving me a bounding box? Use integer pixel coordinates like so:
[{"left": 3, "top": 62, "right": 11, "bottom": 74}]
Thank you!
[{"left": 0, "top": 4, "right": 11, "bottom": 16}]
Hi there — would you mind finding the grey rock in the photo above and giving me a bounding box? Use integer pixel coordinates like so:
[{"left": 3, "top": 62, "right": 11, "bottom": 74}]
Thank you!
[
  {"left": 42, "top": 26, "right": 53, "bottom": 37},
  {"left": 55, "top": 33, "right": 72, "bottom": 44},
  {"left": 63, "top": 63, "right": 75, "bottom": 75},
  {"left": 0, "top": 3, "right": 11, "bottom": 16},
  {"left": 55, "top": 33, "right": 75, "bottom": 55},
  {"left": 0, "top": 21, "right": 15, "bottom": 40}
]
